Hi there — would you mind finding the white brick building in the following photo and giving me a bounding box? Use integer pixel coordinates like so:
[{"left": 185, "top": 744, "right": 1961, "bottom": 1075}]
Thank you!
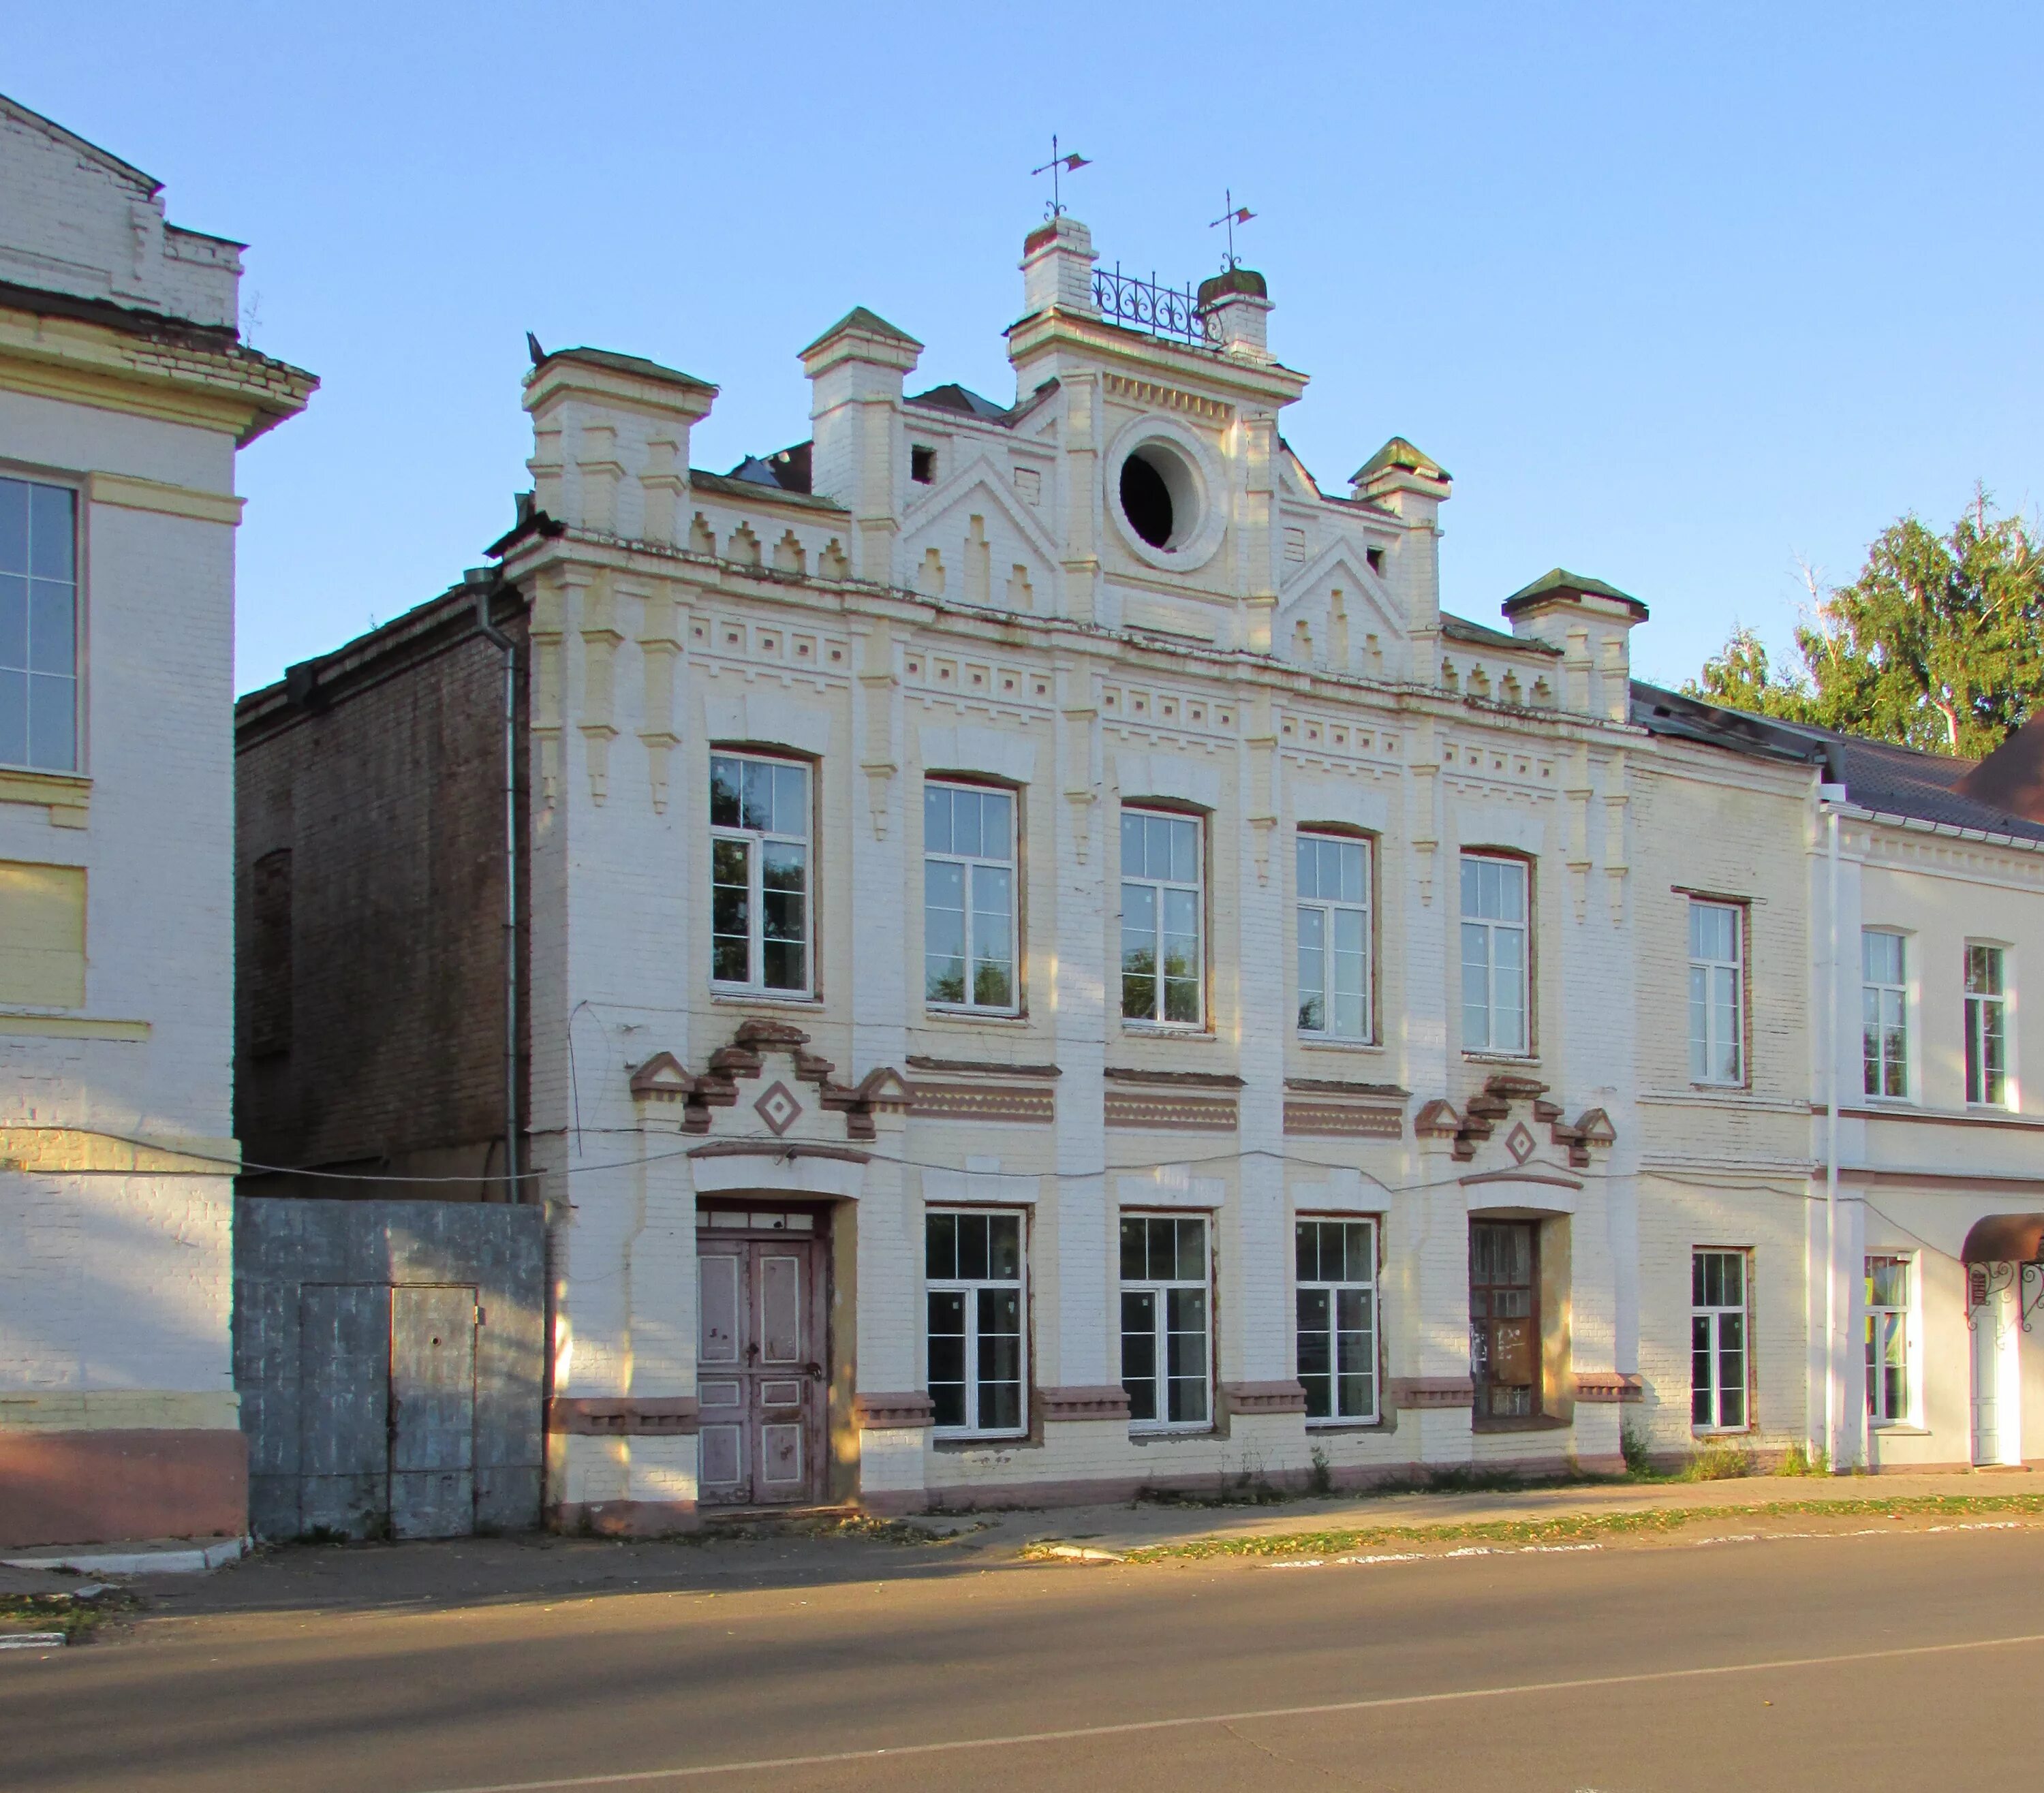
[
  {"left": 236, "top": 207, "right": 2044, "bottom": 1533},
  {"left": 489, "top": 213, "right": 1767, "bottom": 1525},
  {"left": 0, "top": 94, "right": 313, "bottom": 1546}
]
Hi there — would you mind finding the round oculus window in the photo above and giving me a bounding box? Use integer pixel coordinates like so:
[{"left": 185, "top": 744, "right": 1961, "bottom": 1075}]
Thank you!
[{"left": 1117, "top": 441, "right": 1201, "bottom": 554}]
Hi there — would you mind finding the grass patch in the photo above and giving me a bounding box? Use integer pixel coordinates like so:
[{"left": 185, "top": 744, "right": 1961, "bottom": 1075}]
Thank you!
[
  {"left": 0, "top": 1589, "right": 138, "bottom": 1643},
  {"left": 1124, "top": 1493, "right": 2044, "bottom": 1561}
]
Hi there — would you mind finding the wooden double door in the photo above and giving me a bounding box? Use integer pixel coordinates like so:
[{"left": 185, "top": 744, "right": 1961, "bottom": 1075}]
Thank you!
[{"left": 697, "top": 1226, "right": 828, "bottom": 1507}]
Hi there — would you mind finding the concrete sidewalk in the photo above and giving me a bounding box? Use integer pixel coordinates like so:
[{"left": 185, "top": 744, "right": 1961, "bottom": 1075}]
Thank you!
[{"left": 954, "top": 1466, "right": 2041, "bottom": 1557}]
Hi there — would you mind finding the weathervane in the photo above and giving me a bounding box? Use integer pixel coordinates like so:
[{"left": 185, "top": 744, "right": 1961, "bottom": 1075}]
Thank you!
[
  {"left": 1032, "top": 134, "right": 1089, "bottom": 219},
  {"left": 1209, "top": 189, "right": 1256, "bottom": 269}
]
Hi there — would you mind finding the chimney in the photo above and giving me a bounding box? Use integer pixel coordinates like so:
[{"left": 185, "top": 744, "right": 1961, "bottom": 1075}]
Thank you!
[
  {"left": 1197, "top": 265, "right": 1272, "bottom": 362},
  {"left": 1021, "top": 213, "right": 1099, "bottom": 317}
]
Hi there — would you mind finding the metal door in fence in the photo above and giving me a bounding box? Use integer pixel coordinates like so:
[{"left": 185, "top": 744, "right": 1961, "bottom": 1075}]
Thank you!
[{"left": 295, "top": 1283, "right": 478, "bottom": 1538}]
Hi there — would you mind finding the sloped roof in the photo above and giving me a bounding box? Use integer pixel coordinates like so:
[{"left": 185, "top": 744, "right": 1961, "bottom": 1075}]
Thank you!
[
  {"left": 1442, "top": 613, "right": 1562, "bottom": 657},
  {"left": 1956, "top": 711, "right": 2044, "bottom": 826},
  {"left": 800, "top": 306, "right": 923, "bottom": 358},
  {"left": 538, "top": 344, "right": 715, "bottom": 392},
  {"left": 1628, "top": 680, "right": 2044, "bottom": 843},
  {"left": 1502, "top": 568, "right": 1648, "bottom": 620},
  {"left": 907, "top": 383, "right": 1012, "bottom": 423},
  {"left": 1350, "top": 437, "right": 1450, "bottom": 486}
]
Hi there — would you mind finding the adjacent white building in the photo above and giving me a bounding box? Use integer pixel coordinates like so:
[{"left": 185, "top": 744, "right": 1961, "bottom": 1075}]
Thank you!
[{"left": 0, "top": 95, "right": 313, "bottom": 1546}]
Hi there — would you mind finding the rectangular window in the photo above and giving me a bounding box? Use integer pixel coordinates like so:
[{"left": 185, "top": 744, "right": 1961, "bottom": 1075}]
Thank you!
[
  {"left": 1691, "top": 1249, "right": 1749, "bottom": 1431},
  {"left": 0, "top": 475, "right": 79, "bottom": 773},
  {"left": 1688, "top": 899, "right": 1745, "bottom": 1085},
  {"left": 1965, "top": 946, "right": 2008, "bottom": 1108},
  {"left": 1297, "top": 833, "right": 1371, "bottom": 1040},
  {"left": 925, "top": 1210, "right": 1025, "bottom": 1437},
  {"left": 710, "top": 752, "right": 811, "bottom": 995},
  {"left": 1861, "top": 931, "right": 1907, "bottom": 1098},
  {"left": 1119, "top": 1213, "right": 1209, "bottom": 1429},
  {"left": 924, "top": 782, "right": 1017, "bottom": 1012},
  {"left": 1121, "top": 809, "right": 1203, "bottom": 1027},
  {"left": 1460, "top": 854, "right": 1529, "bottom": 1055},
  {"left": 1865, "top": 1254, "right": 1910, "bottom": 1426},
  {"left": 1296, "top": 1218, "right": 1378, "bottom": 1423},
  {"left": 1470, "top": 1220, "right": 1539, "bottom": 1419}
]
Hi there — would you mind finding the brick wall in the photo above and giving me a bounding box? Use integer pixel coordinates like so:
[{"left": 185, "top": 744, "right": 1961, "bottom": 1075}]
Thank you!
[{"left": 233, "top": 591, "right": 529, "bottom": 1199}]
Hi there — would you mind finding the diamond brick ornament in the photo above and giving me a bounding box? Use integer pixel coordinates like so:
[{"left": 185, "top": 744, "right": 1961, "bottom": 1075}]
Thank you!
[{"left": 754, "top": 1080, "right": 803, "bottom": 1136}]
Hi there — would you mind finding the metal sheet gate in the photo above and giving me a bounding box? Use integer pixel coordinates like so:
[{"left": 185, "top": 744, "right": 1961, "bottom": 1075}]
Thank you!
[{"left": 236, "top": 1199, "right": 543, "bottom": 1540}]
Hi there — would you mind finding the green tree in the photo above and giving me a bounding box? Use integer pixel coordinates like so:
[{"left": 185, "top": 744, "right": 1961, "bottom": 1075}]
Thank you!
[{"left": 1688, "top": 493, "right": 2044, "bottom": 755}]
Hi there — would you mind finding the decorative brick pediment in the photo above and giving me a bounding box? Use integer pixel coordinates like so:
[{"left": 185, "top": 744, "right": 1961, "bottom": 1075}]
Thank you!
[
  {"left": 626, "top": 1019, "right": 910, "bottom": 1142},
  {"left": 1419, "top": 1074, "right": 1615, "bottom": 1169}
]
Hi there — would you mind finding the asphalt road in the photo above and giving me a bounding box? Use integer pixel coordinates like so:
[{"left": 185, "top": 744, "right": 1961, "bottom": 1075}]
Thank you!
[{"left": 6, "top": 1527, "right": 2041, "bottom": 1790}]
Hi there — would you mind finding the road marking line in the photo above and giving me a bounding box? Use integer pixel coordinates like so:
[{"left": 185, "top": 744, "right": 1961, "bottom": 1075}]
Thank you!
[{"left": 405, "top": 1628, "right": 2044, "bottom": 1792}]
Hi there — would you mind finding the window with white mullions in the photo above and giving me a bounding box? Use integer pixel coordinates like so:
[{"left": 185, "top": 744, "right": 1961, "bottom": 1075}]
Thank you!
[
  {"left": 1296, "top": 1218, "right": 1378, "bottom": 1423},
  {"left": 1119, "top": 1213, "right": 1209, "bottom": 1429},
  {"left": 1460, "top": 853, "right": 1528, "bottom": 1054},
  {"left": 0, "top": 475, "right": 78, "bottom": 773},
  {"left": 1297, "top": 833, "right": 1371, "bottom": 1040},
  {"left": 924, "top": 783, "right": 1017, "bottom": 1012},
  {"left": 925, "top": 1210, "right": 1025, "bottom": 1437},
  {"left": 710, "top": 753, "right": 811, "bottom": 995},
  {"left": 1691, "top": 1249, "right": 1749, "bottom": 1431},
  {"left": 1688, "top": 899, "right": 1745, "bottom": 1085},
  {"left": 1120, "top": 809, "right": 1203, "bottom": 1027},
  {"left": 1861, "top": 931, "right": 1907, "bottom": 1097},
  {"left": 1865, "top": 1255, "right": 1911, "bottom": 1426},
  {"left": 1965, "top": 946, "right": 2008, "bottom": 1108}
]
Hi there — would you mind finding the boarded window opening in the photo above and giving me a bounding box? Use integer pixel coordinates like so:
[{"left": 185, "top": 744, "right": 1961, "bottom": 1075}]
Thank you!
[{"left": 0, "top": 858, "right": 84, "bottom": 1008}]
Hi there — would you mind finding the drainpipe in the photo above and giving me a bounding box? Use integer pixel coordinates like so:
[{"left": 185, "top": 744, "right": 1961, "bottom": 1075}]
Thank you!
[
  {"left": 1818, "top": 770, "right": 1849, "bottom": 1469},
  {"left": 465, "top": 567, "right": 520, "bottom": 1202}
]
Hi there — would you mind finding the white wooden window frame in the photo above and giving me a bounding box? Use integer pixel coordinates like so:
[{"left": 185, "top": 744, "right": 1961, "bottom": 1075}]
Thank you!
[
  {"left": 1297, "top": 832, "right": 1373, "bottom": 1042},
  {"left": 1119, "top": 1211, "right": 1212, "bottom": 1433},
  {"left": 1690, "top": 1248, "right": 1751, "bottom": 1433},
  {"left": 925, "top": 1208, "right": 1028, "bottom": 1440},
  {"left": 1687, "top": 898, "right": 1746, "bottom": 1086},
  {"left": 1861, "top": 929, "right": 1908, "bottom": 1100},
  {"left": 1864, "top": 1253, "right": 1914, "bottom": 1428},
  {"left": 923, "top": 780, "right": 1020, "bottom": 1016},
  {"left": 0, "top": 469, "right": 82, "bottom": 775},
  {"left": 1119, "top": 808, "right": 1205, "bottom": 1029},
  {"left": 1964, "top": 943, "right": 2011, "bottom": 1109},
  {"left": 1295, "top": 1216, "right": 1380, "bottom": 1426},
  {"left": 1460, "top": 852, "right": 1530, "bottom": 1056},
  {"left": 709, "top": 751, "right": 813, "bottom": 997}
]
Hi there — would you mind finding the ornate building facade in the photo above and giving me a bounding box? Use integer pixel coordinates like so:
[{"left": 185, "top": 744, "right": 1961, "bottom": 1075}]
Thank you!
[{"left": 235, "top": 209, "right": 2044, "bottom": 1534}]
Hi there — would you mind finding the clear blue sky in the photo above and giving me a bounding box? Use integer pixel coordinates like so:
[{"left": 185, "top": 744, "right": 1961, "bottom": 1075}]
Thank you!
[{"left": 10, "top": 3, "right": 2041, "bottom": 695}]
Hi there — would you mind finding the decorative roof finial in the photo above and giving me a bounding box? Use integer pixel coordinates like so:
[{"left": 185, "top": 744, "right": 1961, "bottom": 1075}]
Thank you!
[
  {"left": 1209, "top": 189, "right": 1256, "bottom": 270},
  {"left": 1032, "top": 134, "right": 1089, "bottom": 219}
]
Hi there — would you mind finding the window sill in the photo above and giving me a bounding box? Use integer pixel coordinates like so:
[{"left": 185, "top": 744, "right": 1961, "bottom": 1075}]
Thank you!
[
  {"left": 1690, "top": 1426, "right": 1756, "bottom": 1439},
  {"left": 1869, "top": 1422, "right": 1932, "bottom": 1436},
  {"left": 1120, "top": 1025, "right": 1218, "bottom": 1042},
  {"left": 1299, "top": 1037, "right": 1385, "bottom": 1055},
  {"left": 1128, "top": 1426, "right": 1218, "bottom": 1442},
  {"left": 0, "top": 766, "right": 91, "bottom": 828},
  {"left": 924, "top": 1008, "right": 1031, "bottom": 1027},
  {"left": 1462, "top": 1052, "right": 1539, "bottom": 1067},
  {"left": 1304, "top": 1418, "right": 1383, "bottom": 1433},
  {"left": 0, "top": 1012, "right": 150, "bottom": 1042},
  {"left": 933, "top": 1431, "right": 1032, "bottom": 1452},
  {"left": 711, "top": 990, "right": 823, "bottom": 1009},
  {"left": 1688, "top": 1081, "right": 1750, "bottom": 1095}
]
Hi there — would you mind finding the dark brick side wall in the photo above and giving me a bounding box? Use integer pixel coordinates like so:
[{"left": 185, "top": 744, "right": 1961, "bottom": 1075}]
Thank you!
[{"left": 234, "top": 598, "right": 529, "bottom": 1198}]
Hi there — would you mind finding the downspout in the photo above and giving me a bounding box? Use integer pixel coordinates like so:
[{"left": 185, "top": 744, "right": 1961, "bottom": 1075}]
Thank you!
[
  {"left": 1819, "top": 764, "right": 1849, "bottom": 1469},
  {"left": 465, "top": 567, "right": 520, "bottom": 1202}
]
